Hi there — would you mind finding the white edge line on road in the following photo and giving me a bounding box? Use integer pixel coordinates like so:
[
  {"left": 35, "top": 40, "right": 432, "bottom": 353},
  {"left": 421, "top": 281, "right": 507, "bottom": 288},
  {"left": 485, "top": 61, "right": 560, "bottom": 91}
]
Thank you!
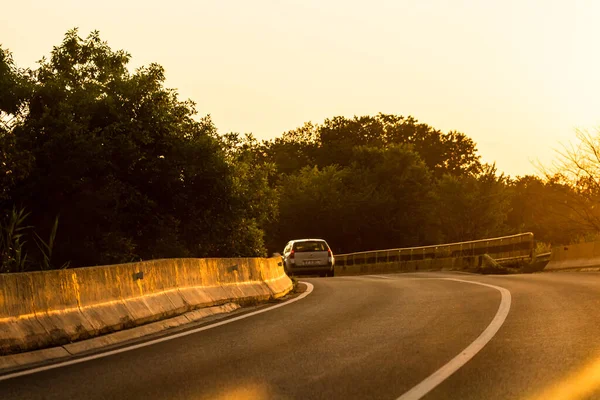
[
  {"left": 365, "top": 275, "right": 396, "bottom": 279},
  {"left": 397, "top": 277, "right": 512, "bottom": 400},
  {"left": 0, "top": 282, "right": 314, "bottom": 382}
]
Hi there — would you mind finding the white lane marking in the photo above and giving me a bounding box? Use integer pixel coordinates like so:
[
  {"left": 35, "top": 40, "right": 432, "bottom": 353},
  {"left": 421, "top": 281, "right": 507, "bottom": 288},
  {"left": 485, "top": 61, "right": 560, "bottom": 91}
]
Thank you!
[
  {"left": 397, "top": 278, "right": 512, "bottom": 400},
  {"left": 371, "top": 272, "right": 479, "bottom": 279},
  {"left": 365, "top": 275, "right": 395, "bottom": 279},
  {"left": 0, "top": 282, "right": 314, "bottom": 382}
]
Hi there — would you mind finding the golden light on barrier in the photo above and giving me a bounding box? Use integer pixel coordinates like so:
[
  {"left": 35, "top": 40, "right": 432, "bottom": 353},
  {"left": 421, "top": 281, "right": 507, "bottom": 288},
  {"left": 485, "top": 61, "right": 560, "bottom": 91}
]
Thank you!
[
  {"left": 199, "top": 382, "right": 292, "bottom": 400},
  {"left": 528, "top": 356, "right": 600, "bottom": 400}
]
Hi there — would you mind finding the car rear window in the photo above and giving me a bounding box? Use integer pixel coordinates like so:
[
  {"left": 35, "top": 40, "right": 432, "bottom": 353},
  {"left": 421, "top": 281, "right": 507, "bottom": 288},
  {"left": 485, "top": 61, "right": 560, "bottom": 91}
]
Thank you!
[{"left": 293, "top": 241, "right": 327, "bottom": 252}]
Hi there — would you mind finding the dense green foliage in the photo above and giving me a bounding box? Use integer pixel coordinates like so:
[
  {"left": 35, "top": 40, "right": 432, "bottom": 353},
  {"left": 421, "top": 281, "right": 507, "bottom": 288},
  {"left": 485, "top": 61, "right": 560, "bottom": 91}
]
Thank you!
[
  {"left": 263, "top": 115, "right": 481, "bottom": 178},
  {"left": 0, "top": 30, "right": 596, "bottom": 271},
  {"left": 270, "top": 145, "right": 437, "bottom": 253},
  {"left": 0, "top": 30, "right": 275, "bottom": 269}
]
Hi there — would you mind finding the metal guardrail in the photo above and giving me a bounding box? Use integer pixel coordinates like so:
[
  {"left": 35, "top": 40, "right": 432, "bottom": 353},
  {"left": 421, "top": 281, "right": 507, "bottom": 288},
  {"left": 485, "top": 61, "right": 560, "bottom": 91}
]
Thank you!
[
  {"left": 335, "top": 233, "right": 534, "bottom": 267},
  {"left": 533, "top": 251, "right": 552, "bottom": 262},
  {"left": 494, "top": 255, "right": 532, "bottom": 265}
]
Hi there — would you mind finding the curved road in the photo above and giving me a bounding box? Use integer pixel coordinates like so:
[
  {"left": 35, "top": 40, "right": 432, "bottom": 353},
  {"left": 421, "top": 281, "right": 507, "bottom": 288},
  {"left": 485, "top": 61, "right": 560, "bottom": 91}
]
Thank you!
[{"left": 3, "top": 271, "right": 600, "bottom": 399}]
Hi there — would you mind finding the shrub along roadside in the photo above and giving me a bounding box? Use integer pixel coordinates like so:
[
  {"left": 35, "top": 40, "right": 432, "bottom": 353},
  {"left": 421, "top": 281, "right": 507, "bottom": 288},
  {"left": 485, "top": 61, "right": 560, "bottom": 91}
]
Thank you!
[{"left": 0, "top": 207, "right": 68, "bottom": 273}]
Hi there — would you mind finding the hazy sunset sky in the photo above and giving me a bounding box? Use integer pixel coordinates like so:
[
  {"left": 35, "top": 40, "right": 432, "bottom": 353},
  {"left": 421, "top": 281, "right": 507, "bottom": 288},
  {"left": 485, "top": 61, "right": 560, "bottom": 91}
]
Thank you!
[{"left": 2, "top": 0, "right": 600, "bottom": 176}]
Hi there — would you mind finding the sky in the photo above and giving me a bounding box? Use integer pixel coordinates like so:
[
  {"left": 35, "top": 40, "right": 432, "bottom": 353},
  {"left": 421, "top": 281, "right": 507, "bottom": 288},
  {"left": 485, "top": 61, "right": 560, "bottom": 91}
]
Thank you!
[{"left": 2, "top": 0, "right": 600, "bottom": 176}]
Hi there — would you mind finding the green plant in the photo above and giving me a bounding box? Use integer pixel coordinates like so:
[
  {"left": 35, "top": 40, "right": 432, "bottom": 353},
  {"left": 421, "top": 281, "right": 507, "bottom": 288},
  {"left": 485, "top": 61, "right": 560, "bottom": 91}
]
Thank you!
[
  {"left": 0, "top": 207, "right": 31, "bottom": 273},
  {"left": 534, "top": 241, "right": 552, "bottom": 255},
  {"left": 34, "top": 216, "right": 59, "bottom": 270}
]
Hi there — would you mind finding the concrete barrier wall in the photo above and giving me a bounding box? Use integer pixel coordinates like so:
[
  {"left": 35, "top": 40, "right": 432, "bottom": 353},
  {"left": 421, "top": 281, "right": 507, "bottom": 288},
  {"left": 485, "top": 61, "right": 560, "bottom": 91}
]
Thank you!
[
  {"left": 335, "top": 233, "right": 534, "bottom": 276},
  {"left": 546, "top": 241, "right": 600, "bottom": 271},
  {"left": 0, "top": 257, "right": 292, "bottom": 355}
]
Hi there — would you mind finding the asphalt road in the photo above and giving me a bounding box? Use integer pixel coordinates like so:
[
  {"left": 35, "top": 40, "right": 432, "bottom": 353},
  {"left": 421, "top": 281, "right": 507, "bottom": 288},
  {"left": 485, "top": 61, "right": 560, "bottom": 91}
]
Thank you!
[{"left": 3, "top": 271, "right": 600, "bottom": 400}]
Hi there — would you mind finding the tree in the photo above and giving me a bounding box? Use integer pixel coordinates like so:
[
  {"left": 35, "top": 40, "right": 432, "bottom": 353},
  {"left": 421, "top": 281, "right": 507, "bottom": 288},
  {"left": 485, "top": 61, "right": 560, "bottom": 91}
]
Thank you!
[
  {"left": 505, "top": 175, "right": 587, "bottom": 245},
  {"left": 321, "top": 114, "right": 482, "bottom": 176},
  {"left": 272, "top": 165, "right": 350, "bottom": 253},
  {"left": 263, "top": 113, "right": 482, "bottom": 178},
  {"left": 0, "top": 46, "right": 32, "bottom": 123},
  {"left": 271, "top": 145, "right": 437, "bottom": 254},
  {"left": 0, "top": 46, "right": 33, "bottom": 202},
  {"left": 2, "top": 29, "right": 272, "bottom": 268},
  {"left": 347, "top": 145, "right": 440, "bottom": 250},
  {"left": 536, "top": 128, "right": 600, "bottom": 242},
  {"left": 262, "top": 114, "right": 486, "bottom": 253},
  {"left": 434, "top": 164, "right": 511, "bottom": 242},
  {"left": 220, "top": 132, "right": 279, "bottom": 256},
  {"left": 263, "top": 122, "right": 319, "bottom": 176}
]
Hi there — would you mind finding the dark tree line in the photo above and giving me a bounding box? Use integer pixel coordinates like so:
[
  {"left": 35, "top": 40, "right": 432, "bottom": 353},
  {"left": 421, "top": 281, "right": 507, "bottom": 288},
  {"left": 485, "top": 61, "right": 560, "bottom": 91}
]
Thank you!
[
  {"left": 0, "top": 30, "right": 596, "bottom": 272},
  {"left": 0, "top": 30, "right": 276, "bottom": 271},
  {"left": 253, "top": 116, "right": 510, "bottom": 253}
]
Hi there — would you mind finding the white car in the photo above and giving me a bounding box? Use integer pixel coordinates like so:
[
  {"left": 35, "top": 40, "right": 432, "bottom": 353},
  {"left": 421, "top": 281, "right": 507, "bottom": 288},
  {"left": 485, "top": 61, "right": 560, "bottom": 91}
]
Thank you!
[{"left": 282, "top": 239, "right": 335, "bottom": 277}]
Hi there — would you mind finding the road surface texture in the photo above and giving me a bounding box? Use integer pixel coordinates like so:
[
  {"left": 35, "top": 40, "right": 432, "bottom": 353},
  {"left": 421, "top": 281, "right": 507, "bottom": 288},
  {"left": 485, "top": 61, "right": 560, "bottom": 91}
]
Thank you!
[{"left": 3, "top": 271, "right": 600, "bottom": 400}]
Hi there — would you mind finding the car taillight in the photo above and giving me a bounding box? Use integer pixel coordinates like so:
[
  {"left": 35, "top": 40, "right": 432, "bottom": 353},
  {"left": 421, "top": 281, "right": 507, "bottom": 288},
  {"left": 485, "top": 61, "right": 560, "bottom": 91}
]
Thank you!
[
  {"left": 289, "top": 250, "right": 295, "bottom": 259},
  {"left": 327, "top": 249, "right": 332, "bottom": 256}
]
